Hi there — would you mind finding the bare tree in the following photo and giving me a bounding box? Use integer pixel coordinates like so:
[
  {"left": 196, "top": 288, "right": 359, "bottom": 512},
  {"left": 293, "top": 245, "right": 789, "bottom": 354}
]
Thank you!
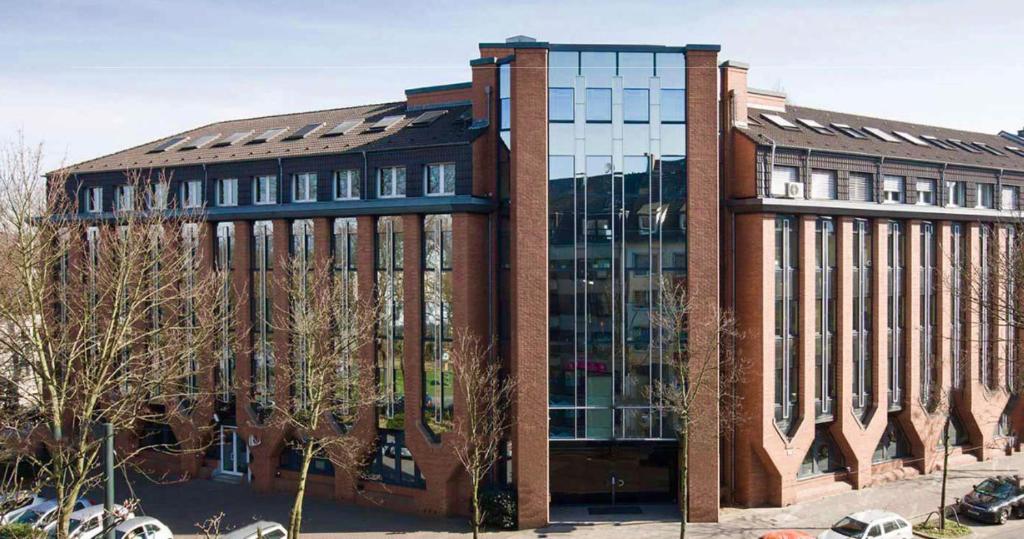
[
  {"left": 449, "top": 329, "right": 516, "bottom": 539},
  {"left": 0, "top": 137, "right": 223, "bottom": 538},
  {"left": 268, "top": 249, "right": 379, "bottom": 538},
  {"left": 651, "top": 276, "right": 741, "bottom": 539}
]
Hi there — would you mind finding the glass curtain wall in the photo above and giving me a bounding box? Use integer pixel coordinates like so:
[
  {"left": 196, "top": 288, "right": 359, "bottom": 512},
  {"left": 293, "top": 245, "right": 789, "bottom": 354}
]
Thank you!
[
  {"left": 852, "top": 219, "right": 873, "bottom": 420},
  {"left": 251, "top": 221, "right": 274, "bottom": 413},
  {"left": 547, "top": 48, "right": 686, "bottom": 441},
  {"left": 332, "top": 218, "right": 358, "bottom": 421},
  {"left": 377, "top": 216, "right": 405, "bottom": 429},
  {"left": 952, "top": 223, "right": 964, "bottom": 389},
  {"left": 1007, "top": 227, "right": 1017, "bottom": 392},
  {"left": 887, "top": 221, "right": 904, "bottom": 410},
  {"left": 814, "top": 218, "right": 836, "bottom": 421},
  {"left": 215, "top": 222, "right": 236, "bottom": 405},
  {"left": 980, "top": 225, "right": 993, "bottom": 389},
  {"left": 423, "top": 214, "right": 454, "bottom": 435},
  {"left": 291, "top": 220, "right": 314, "bottom": 410},
  {"left": 775, "top": 216, "right": 799, "bottom": 434},
  {"left": 919, "top": 222, "right": 937, "bottom": 407}
]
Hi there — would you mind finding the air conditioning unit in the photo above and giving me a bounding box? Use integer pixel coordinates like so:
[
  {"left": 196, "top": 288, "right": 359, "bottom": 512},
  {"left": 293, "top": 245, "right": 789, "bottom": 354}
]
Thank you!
[{"left": 785, "top": 182, "right": 804, "bottom": 199}]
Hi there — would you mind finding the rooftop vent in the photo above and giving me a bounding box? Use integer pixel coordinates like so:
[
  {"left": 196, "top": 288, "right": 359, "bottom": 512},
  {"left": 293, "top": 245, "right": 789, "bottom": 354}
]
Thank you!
[{"left": 506, "top": 35, "right": 537, "bottom": 43}]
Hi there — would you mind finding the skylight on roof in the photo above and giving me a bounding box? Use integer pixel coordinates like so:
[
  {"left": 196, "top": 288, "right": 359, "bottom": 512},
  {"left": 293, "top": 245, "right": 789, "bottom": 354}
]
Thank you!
[
  {"left": 181, "top": 134, "right": 221, "bottom": 150},
  {"left": 251, "top": 127, "right": 288, "bottom": 143},
  {"left": 150, "top": 136, "right": 189, "bottom": 153},
  {"left": 830, "top": 123, "right": 868, "bottom": 139},
  {"left": 796, "top": 118, "right": 834, "bottom": 135},
  {"left": 1006, "top": 146, "right": 1024, "bottom": 158},
  {"left": 410, "top": 110, "right": 447, "bottom": 127},
  {"left": 213, "top": 130, "right": 255, "bottom": 147},
  {"left": 324, "top": 119, "right": 364, "bottom": 137},
  {"left": 892, "top": 131, "right": 928, "bottom": 147},
  {"left": 369, "top": 115, "right": 404, "bottom": 131},
  {"left": 972, "top": 141, "right": 1004, "bottom": 156},
  {"left": 863, "top": 127, "right": 901, "bottom": 143},
  {"left": 761, "top": 113, "right": 799, "bottom": 130},
  {"left": 947, "top": 139, "right": 982, "bottom": 153},
  {"left": 920, "top": 135, "right": 954, "bottom": 150},
  {"left": 284, "top": 123, "right": 325, "bottom": 140}
]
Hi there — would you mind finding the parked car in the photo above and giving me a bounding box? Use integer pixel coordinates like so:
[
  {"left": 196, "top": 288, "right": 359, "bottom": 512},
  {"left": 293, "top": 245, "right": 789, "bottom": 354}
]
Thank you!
[
  {"left": 10, "top": 498, "right": 92, "bottom": 530},
  {"left": 957, "top": 475, "right": 1024, "bottom": 524},
  {"left": 760, "top": 531, "right": 815, "bottom": 539},
  {"left": 113, "top": 516, "right": 172, "bottom": 539},
  {"left": 817, "top": 510, "right": 912, "bottom": 538},
  {"left": 0, "top": 491, "right": 45, "bottom": 524},
  {"left": 50, "top": 504, "right": 134, "bottom": 538},
  {"left": 221, "top": 521, "right": 286, "bottom": 539}
]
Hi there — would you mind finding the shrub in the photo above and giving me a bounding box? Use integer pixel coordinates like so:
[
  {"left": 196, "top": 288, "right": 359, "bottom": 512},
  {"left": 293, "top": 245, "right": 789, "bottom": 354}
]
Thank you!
[
  {"left": 480, "top": 488, "right": 517, "bottom": 530},
  {"left": 0, "top": 524, "right": 44, "bottom": 539}
]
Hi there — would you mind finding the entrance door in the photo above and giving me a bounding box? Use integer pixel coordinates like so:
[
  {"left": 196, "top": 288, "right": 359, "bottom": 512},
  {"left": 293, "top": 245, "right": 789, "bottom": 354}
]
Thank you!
[{"left": 219, "top": 426, "right": 248, "bottom": 476}]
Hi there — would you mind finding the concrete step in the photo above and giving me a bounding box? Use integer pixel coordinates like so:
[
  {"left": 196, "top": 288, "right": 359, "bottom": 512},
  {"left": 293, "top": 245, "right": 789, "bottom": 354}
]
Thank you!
[{"left": 211, "top": 471, "right": 244, "bottom": 485}]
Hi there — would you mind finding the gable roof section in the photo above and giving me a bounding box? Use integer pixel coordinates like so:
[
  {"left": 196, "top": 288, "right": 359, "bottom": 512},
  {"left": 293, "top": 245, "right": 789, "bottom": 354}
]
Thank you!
[
  {"left": 740, "top": 105, "right": 1024, "bottom": 172},
  {"left": 61, "top": 101, "right": 472, "bottom": 174}
]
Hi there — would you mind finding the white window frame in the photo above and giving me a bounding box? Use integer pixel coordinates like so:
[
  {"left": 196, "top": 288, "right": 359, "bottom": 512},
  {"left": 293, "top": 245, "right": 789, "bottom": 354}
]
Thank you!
[
  {"left": 84, "top": 186, "right": 103, "bottom": 213},
  {"left": 378, "top": 166, "right": 406, "bottom": 199},
  {"left": 976, "top": 183, "right": 994, "bottom": 209},
  {"left": 217, "top": 178, "right": 238, "bottom": 207},
  {"left": 882, "top": 175, "right": 904, "bottom": 204},
  {"left": 915, "top": 179, "right": 936, "bottom": 205},
  {"left": 114, "top": 185, "right": 134, "bottom": 212},
  {"left": 333, "top": 169, "right": 360, "bottom": 200},
  {"left": 770, "top": 165, "right": 799, "bottom": 197},
  {"left": 946, "top": 180, "right": 965, "bottom": 207},
  {"left": 424, "top": 162, "right": 456, "bottom": 196},
  {"left": 809, "top": 169, "right": 836, "bottom": 200},
  {"left": 181, "top": 180, "right": 203, "bottom": 209},
  {"left": 292, "top": 172, "right": 317, "bottom": 203},
  {"left": 1001, "top": 185, "right": 1018, "bottom": 211},
  {"left": 848, "top": 172, "right": 873, "bottom": 202},
  {"left": 253, "top": 175, "right": 278, "bottom": 205},
  {"left": 148, "top": 183, "right": 169, "bottom": 210}
]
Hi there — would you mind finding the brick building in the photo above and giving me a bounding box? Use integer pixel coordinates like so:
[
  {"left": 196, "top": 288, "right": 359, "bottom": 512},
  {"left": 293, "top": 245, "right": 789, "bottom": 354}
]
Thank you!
[{"left": 52, "top": 35, "right": 1024, "bottom": 528}]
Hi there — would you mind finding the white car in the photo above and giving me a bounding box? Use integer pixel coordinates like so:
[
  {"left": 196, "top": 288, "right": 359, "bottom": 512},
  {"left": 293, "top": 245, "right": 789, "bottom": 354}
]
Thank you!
[
  {"left": 818, "top": 510, "right": 912, "bottom": 539},
  {"left": 52, "top": 504, "right": 134, "bottom": 538},
  {"left": 10, "top": 498, "right": 93, "bottom": 530},
  {"left": 0, "top": 491, "right": 45, "bottom": 524},
  {"left": 221, "top": 521, "right": 286, "bottom": 539},
  {"left": 114, "top": 516, "right": 173, "bottom": 539}
]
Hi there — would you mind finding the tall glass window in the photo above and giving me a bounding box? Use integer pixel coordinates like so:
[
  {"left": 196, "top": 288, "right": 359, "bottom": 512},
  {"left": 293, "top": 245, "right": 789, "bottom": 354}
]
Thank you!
[
  {"left": 814, "top": 218, "right": 836, "bottom": 421},
  {"left": 499, "top": 62, "right": 512, "bottom": 148},
  {"left": 333, "top": 218, "right": 358, "bottom": 421},
  {"left": 980, "top": 225, "right": 994, "bottom": 389},
  {"left": 423, "top": 214, "right": 453, "bottom": 435},
  {"left": 291, "top": 220, "right": 314, "bottom": 410},
  {"left": 547, "top": 49, "right": 684, "bottom": 442},
  {"left": 852, "top": 219, "right": 873, "bottom": 419},
  {"left": 376, "top": 216, "right": 404, "bottom": 429},
  {"left": 252, "top": 221, "right": 274, "bottom": 412},
  {"left": 181, "top": 223, "right": 200, "bottom": 402},
  {"left": 920, "top": 222, "right": 937, "bottom": 407},
  {"left": 952, "top": 223, "right": 965, "bottom": 388},
  {"left": 775, "top": 216, "right": 799, "bottom": 433},
  {"left": 1007, "top": 227, "right": 1017, "bottom": 392},
  {"left": 887, "top": 221, "right": 904, "bottom": 410},
  {"left": 215, "top": 222, "right": 235, "bottom": 403}
]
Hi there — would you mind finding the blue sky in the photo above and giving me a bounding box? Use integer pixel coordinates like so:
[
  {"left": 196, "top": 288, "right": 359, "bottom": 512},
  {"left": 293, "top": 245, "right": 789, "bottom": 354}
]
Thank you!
[{"left": 2, "top": 0, "right": 1022, "bottom": 172}]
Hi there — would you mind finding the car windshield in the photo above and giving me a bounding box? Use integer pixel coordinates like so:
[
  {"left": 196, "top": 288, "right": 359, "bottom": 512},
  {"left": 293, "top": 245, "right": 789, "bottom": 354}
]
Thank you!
[
  {"left": 67, "top": 518, "right": 84, "bottom": 533},
  {"left": 831, "top": 517, "right": 869, "bottom": 537},
  {"left": 976, "top": 479, "right": 1016, "bottom": 497}
]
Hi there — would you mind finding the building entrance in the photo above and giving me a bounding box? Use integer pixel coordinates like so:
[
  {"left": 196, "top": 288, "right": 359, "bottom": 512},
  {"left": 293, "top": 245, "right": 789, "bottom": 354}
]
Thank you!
[{"left": 549, "top": 442, "right": 677, "bottom": 504}]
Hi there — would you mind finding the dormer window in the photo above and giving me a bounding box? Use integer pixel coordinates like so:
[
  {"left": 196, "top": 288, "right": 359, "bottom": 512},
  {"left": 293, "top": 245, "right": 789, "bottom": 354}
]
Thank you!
[
  {"left": 882, "top": 175, "right": 905, "bottom": 204},
  {"left": 976, "top": 183, "right": 994, "bottom": 209},
  {"left": 292, "top": 172, "right": 317, "bottom": 203},
  {"left": 181, "top": 180, "right": 203, "bottom": 209},
  {"left": 378, "top": 166, "right": 406, "bottom": 199},
  {"left": 425, "top": 163, "right": 455, "bottom": 196},
  {"left": 114, "top": 185, "right": 134, "bottom": 212},
  {"left": 147, "top": 182, "right": 169, "bottom": 210},
  {"left": 84, "top": 187, "right": 103, "bottom": 213},
  {"left": 253, "top": 176, "right": 278, "bottom": 205}
]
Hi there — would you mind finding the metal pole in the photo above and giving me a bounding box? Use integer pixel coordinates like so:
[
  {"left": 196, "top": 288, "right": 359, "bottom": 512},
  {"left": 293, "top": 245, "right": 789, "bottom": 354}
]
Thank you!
[{"left": 104, "top": 422, "right": 114, "bottom": 539}]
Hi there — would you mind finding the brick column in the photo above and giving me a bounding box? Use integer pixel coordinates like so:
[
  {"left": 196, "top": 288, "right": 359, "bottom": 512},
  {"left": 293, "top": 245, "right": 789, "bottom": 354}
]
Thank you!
[
  {"left": 233, "top": 221, "right": 253, "bottom": 423},
  {"left": 798, "top": 216, "right": 817, "bottom": 436},
  {"left": 685, "top": 47, "right": 721, "bottom": 523},
  {"left": 401, "top": 214, "right": 425, "bottom": 438},
  {"left": 872, "top": 219, "right": 890, "bottom": 420}
]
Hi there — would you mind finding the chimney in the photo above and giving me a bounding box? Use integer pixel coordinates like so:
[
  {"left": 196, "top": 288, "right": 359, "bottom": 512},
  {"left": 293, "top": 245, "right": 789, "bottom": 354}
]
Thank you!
[
  {"left": 506, "top": 35, "right": 537, "bottom": 44},
  {"left": 720, "top": 61, "right": 749, "bottom": 128}
]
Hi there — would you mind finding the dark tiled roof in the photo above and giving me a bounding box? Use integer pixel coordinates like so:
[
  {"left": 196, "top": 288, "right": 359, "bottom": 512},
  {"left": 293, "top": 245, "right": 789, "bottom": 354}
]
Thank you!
[
  {"left": 740, "top": 104, "right": 1024, "bottom": 172},
  {"left": 61, "top": 101, "right": 472, "bottom": 174}
]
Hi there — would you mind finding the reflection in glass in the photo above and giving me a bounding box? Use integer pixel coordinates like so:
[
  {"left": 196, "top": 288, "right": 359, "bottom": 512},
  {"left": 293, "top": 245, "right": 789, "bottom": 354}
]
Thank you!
[
  {"left": 549, "top": 88, "right": 575, "bottom": 122},
  {"left": 618, "top": 52, "right": 654, "bottom": 88},
  {"left": 252, "top": 221, "right": 274, "bottom": 412},
  {"left": 586, "top": 88, "right": 612, "bottom": 122},
  {"left": 623, "top": 89, "right": 650, "bottom": 123},
  {"left": 333, "top": 218, "right": 358, "bottom": 422},
  {"left": 377, "top": 216, "right": 405, "bottom": 429},
  {"left": 661, "top": 89, "right": 686, "bottom": 123},
  {"left": 423, "top": 214, "right": 454, "bottom": 435},
  {"left": 581, "top": 51, "right": 615, "bottom": 87}
]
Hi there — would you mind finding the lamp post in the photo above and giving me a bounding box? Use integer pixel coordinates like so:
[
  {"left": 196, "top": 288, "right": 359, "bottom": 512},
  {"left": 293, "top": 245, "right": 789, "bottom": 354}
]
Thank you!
[{"left": 104, "top": 422, "right": 115, "bottom": 539}]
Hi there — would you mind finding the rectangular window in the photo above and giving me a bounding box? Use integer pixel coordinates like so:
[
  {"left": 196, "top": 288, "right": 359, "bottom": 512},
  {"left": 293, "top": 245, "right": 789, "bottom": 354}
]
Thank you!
[
  {"left": 951, "top": 224, "right": 964, "bottom": 388},
  {"left": 215, "top": 222, "right": 235, "bottom": 403},
  {"left": 84, "top": 187, "right": 103, "bottom": 213},
  {"left": 378, "top": 166, "right": 406, "bottom": 198},
  {"left": 977, "top": 183, "right": 994, "bottom": 208},
  {"left": 181, "top": 180, "right": 203, "bottom": 208},
  {"left": 810, "top": 170, "right": 837, "bottom": 200},
  {"left": 148, "top": 182, "right": 169, "bottom": 210},
  {"left": 915, "top": 179, "right": 936, "bottom": 205},
  {"left": 815, "top": 218, "right": 836, "bottom": 420},
  {"left": 1001, "top": 185, "right": 1018, "bottom": 210},
  {"left": 377, "top": 216, "right": 405, "bottom": 430},
  {"left": 946, "top": 180, "right": 965, "bottom": 207},
  {"left": 882, "top": 175, "right": 905, "bottom": 203},
  {"left": 333, "top": 169, "right": 360, "bottom": 200},
  {"left": 979, "top": 225, "right": 994, "bottom": 388},
  {"left": 852, "top": 219, "right": 873, "bottom": 418},
  {"left": 114, "top": 185, "right": 134, "bottom": 212},
  {"left": 775, "top": 216, "right": 799, "bottom": 432},
  {"left": 423, "top": 214, "right": 453, "bottom": 435},
  {"left": 549, "top": 88, "right": 574, "bottom": 122},
  {"left": 251, "top": 220, "right": 274, "bottom": 409},
  {"left": 919, "top": 222, "right": 937, "bottom": 407},
  {"left": 253, "top": 176, "right": 277, "bottom": 205},
  {"left": 661, "top": 89, "right": 686, "bottom": 123},
  {"left": 292, "top": 172, "right": 317, "bottom": 203},
  {"left": 623, "top": 89, "right": 649, "bottom": 122},
  {"left": 425, "top": 163, "right": 456, "bottom": 196},
  {"left": 585, "top": 88, "right": 612, "bottom": 122},
  {"left": 217, "top": 178, "right": 238, "bottom": 206},
  {"left": 548, "top": 156, "right": 575, "bottom": 182},
  {"left": 887, "top": 221, "right": 905, "bottom": 410},
  {"left": 848, "top": 172, "right": 874, "bottom": 202},
  {"left": 771, "top": 165, "right": 799, "bottom": 197}
]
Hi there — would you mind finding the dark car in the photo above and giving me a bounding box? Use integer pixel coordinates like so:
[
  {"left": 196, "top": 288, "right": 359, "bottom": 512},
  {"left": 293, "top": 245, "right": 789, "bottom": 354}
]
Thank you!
[{"left": 958, "top": 476, "right": 1024, "bottom": 524}]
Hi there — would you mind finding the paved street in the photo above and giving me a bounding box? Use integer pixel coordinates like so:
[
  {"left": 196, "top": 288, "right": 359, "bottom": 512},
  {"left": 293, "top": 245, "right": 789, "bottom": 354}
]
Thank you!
[{"left": 91, "top": 451, "right": 1024, "bottom": 537}]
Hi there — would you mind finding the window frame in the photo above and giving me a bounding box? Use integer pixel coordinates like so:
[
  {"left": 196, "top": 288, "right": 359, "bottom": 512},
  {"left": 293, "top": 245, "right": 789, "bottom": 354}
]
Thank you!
[
  {"left": 114, "top": 184, "right": 134, "bottom": 212},
  {"left": 915, "top": 179, "right": 936, "bottom": 206},
  {"left": 585, "top": 88, "right": 612, "bottom": 123},
  {"left": 976, "top": 183, "right": 995, "bottom": 209},
  {"left": 810, "top": 169, "right": 837, "bottom": 200},
  {"left": 424, "top": 162, "right": 456, "bottom": 197},
  {"left": 377, "top": 166, "right": 406, "bottom": 199},
  {"left": 1001, "top": 185, "right": 1018, "bottom": 211},
  {"left": 292, "top": 172, "right": 317, "bottom": 203},
  {"left": 181, "top": 179, "right": 203, "bottom": 209},
  {"left": 333, "top": 169, "right": 361, "bottom": 201},
  {"left": 217, "top": 178, "right": 238, "bottom": 207},
  {"left": 660, "top": 89, "right": 686, "bottom": 123},
  {"left": 882, "top": 175, "right": 905, "bottom": 204},
  {"left": 623, "top": 88, "right": 650, "bottom": 123},
  {"left": 84, "top": 186, "right": 103, "bottom": 213},
  {"left": 548, "top": 88, "right": 575, "bottom": 123},
  {"left": 253, "top": 175, "right": 278, "bottom": 205},
  {"left": 946, "top": 180, "right": 965, "bottom": 207}
]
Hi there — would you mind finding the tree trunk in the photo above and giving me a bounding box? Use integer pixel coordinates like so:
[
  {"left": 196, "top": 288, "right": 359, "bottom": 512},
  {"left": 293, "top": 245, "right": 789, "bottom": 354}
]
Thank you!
[
  {"left": 288, "top": 440, "right": 315, "bottom": 538},
  {"left": 680, "top": 420, "right": 688, "bottom": 539},
  {"left": 471, "top": 478, "right": 480, "bottom": 539},
  {"left": 940, "top": 416, "right": 951, "bottom": 530}
]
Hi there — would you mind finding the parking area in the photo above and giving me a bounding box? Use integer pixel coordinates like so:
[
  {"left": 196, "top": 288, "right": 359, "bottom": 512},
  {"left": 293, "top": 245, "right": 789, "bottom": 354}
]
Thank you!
[{"left": 81, "top": 451, "right": 1024, "bottom": 537}]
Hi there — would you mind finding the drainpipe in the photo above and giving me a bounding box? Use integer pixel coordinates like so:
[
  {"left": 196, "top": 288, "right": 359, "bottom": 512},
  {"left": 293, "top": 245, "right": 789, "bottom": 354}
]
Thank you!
[{"left": 277, "top": 158, "right": 284, "bottom": 203}]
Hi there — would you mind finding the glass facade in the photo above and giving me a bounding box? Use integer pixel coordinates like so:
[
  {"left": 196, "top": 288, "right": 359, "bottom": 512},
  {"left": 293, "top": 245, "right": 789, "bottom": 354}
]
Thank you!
[
  {"left": 216, "top": 222, "right": 236, "bottom": 404},
  {"left": 252, "top": 220, "right": 275, "bottom": 412},
  {"left": 775, "top": 216, "right": 799, "bottom": 434},
  {"left": 332, "top": 217, "right": 358, "bottom": 421},
  {"left": 887, "top": 221, "right": 904, "bottom": 411},
  {"left": 980, "top": 225, "right": 993, "bottom": 389},
  {"left": 952, "top": 223, "right": 964, "bottom": 388},
  {"left": 814, "top": 218, "right": 836, "bottom": 421},
  {"left": 1007, "top": 227, "right": 1017, "bottom": 392},
  {"left": 376, "top": 216, "right": 405, "bottom": 429},
  {"left": 423, "top": 214, "right": 453, "bottom": 435},
  {"left": 291, "top": 219, "right": 314, "bottom": 410},
  {"left": 547, "top": 48, "right": 686, "bottom": 441},
  {"left": 852, "top": 219, "right": 872, "bottom": 419},
  {"left": 919, "top": 222, "right": 937, "bottom": 407}
]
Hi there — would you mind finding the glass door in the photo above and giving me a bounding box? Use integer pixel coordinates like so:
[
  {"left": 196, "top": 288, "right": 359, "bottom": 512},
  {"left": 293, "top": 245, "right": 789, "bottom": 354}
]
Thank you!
[{"left": 219, "top": 426, "right": 247, "bottom": 476}]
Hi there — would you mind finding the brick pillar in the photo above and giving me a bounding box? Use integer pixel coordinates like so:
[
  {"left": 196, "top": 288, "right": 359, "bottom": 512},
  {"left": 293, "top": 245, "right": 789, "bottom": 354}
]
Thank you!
[
  {"left": 685, "top": 47, "right": 720, "bottom": 523},
  {"left": 798, "top": 216, "right": 817, "bottom": 437},
  {"left": 901, "top": 221, "right": 923, "bottom": 456},
  {"left": 471, "top": 60, "right": 499, "bottom": 198},
  {"left": 402, "top": 214, "right": 425, "bottom": 438},
  {"left": 233, "top": 221, "right": 253, "bottom": 422},
  {"left": 872, "top": 219, "right": 889, "bottom": 418},
  {"left": 507, "top": 46, "right": 550, "bottom": 529}
]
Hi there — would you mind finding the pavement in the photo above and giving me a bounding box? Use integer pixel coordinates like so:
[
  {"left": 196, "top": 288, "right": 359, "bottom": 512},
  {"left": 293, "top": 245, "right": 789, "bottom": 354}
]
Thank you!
[{"left": 85, "top": 451, "right": 1024, "bottom": 537}]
